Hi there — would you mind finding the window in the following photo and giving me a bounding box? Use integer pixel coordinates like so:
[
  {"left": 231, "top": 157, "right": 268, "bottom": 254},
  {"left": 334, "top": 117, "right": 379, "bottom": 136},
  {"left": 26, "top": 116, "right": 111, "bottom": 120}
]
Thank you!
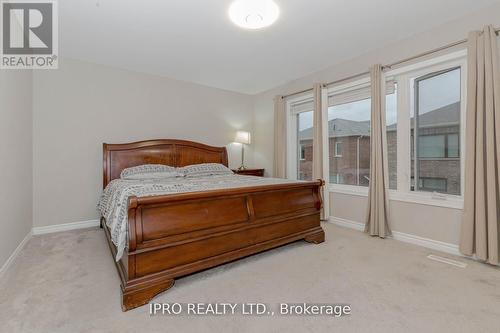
[
  {"left": 299, "top": 145, "right": 306, "bottom": 160},
  {"left": 411, "top": 67, "right": 461, "bottom": 195},
  {"left": 386, "top": 83, "right": 397, "bottom": 190},
  {"left": 327, "top": 80, "right": 396, "bottom": 187},
  {"left": 286, "top": 50, "right": 466, "bottom": 206},
  {"left": 287, "top": 97, "right": 314, "bottom": 181},
  {"left": 417, "top": 177, "right": 447, "bottom": 192},
  {"left": 330, "top": 173, "right": 344, "bottom": 184},
  {"left": 418, "top": 135, "right": 446, "bottom": 158},
  {"left": 328, "top": 98, "right": 371, "bottom": 186},
  {"left": 417, "top": 134, "right": 459, "bottom": 158},
  {"left": 334, "top": 142, "right": 342, "bottom": 157},
  {"left": 297, "top": 110, "right": 313, "bottom": 180}
]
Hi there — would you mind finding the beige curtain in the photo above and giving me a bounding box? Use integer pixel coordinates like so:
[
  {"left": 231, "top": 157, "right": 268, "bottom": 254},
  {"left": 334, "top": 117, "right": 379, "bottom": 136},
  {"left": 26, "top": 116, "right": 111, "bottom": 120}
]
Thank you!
[
  {"left": 312, "top": 83, "right": 329, "bottom": 220},
  {"left": 274, "top": 96, "right": 287, "bottom": 178},
  {"left": 365, "top": 64, "right": 392, "bottom": 237},
  {"left": 460, "top": 25, "right": 500, "bottom": 265}
]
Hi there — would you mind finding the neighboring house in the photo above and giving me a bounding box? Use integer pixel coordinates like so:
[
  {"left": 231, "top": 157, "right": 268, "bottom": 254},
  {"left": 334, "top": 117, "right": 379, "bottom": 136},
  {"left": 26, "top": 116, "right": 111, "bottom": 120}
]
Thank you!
[{"left": 298, "top": 102, "right": 460, "bottom": 195}]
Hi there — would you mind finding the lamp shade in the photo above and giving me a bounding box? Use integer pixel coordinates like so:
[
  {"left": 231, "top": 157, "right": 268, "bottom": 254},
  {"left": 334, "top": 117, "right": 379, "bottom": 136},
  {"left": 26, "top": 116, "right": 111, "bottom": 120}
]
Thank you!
[{"left": 234, "top": 131, "right": 251, "bottom": 144}]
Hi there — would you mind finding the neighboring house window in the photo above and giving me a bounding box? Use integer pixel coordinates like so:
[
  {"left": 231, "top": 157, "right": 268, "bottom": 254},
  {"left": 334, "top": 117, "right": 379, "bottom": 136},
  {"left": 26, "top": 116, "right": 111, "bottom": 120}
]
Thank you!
[
  {"left": 334, "top": 142, "right": 342, "bottom": 157},
  {"left": 417, "top": 134, "right": 459, "bottom": 158},
  {"left": 412, "top": 177, "right": 447, "bottom": 192},
  {"left": 300, "top": 145, "right": 306, "bottom": 160},
  {"left": 330, "top": 173, "right": 344, "bottom": 184},
  {"left": 411, "top": 66, "right": 462, "bottom": 195}
]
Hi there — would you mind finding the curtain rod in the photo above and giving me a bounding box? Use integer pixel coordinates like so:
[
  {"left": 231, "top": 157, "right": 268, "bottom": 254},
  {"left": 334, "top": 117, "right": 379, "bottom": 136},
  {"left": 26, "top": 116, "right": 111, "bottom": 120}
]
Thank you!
[{"left": 282, "top": 27, "right": 500, "bottom": 100}]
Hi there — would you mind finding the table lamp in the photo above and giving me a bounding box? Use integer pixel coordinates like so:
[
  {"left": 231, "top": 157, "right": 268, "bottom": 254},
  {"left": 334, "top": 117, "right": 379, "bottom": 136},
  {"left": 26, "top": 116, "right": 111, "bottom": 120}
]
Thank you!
[{"left": 234, "top": 130, "right": 251, "bottom": 170}]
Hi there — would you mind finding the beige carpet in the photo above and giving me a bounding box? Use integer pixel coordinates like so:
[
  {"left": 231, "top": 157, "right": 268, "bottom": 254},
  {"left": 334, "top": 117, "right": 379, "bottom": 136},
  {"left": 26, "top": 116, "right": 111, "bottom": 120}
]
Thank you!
[{"left": 1, "top": 223, "right": 499, "bottom": 333}]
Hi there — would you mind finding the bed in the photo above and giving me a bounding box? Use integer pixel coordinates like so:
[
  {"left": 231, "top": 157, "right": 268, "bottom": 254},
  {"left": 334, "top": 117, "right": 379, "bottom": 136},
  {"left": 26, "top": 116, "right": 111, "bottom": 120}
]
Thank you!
[{"left": 100, "top": 139, "right": 325, "bottom": 311}]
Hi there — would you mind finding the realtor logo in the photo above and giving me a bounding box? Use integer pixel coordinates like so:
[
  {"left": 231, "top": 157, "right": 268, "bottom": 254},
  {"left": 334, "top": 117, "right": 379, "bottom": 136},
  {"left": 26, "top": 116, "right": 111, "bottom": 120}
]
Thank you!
[{"left": 1, "top": 0, "right": 58, "bottom": 69}]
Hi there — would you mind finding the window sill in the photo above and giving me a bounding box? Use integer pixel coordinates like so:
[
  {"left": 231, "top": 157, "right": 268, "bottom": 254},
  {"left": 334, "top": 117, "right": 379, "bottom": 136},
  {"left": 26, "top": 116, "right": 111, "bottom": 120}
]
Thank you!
[
  {"left": 328, "top": 184, "right": 368, "bottom": 197},
  {"left": 389, "top": 191, "right": 463, "bottom": 210},
  {"left": 328, "top": 185, "right": 463, "bottom": 209}
]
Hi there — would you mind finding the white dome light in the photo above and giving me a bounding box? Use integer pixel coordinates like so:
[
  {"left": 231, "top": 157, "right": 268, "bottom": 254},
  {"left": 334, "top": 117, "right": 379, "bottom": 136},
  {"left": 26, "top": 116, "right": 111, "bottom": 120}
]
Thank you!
[{"left": 229, "top": 0, "right": 280, "bottom": 30}]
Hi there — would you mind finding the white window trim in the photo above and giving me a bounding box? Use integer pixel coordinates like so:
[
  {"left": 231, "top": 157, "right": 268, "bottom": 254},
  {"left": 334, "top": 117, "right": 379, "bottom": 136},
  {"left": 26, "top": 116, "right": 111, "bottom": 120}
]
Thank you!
[
  {"left": 327, "top": 49, "right": 467, "bottom": 209},
  {"left": 395, "top": 50, "right": 467, "bottom": 201},
  {"left": 328, "top": 186, "right": 463, "bottom": 210}
]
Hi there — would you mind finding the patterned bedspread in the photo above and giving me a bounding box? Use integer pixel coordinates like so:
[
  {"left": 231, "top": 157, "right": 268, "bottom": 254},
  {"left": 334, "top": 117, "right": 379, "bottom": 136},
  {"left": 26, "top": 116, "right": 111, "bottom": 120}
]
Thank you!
[{"left": 98, "top": 174, "right": 301, "bottom": 261}]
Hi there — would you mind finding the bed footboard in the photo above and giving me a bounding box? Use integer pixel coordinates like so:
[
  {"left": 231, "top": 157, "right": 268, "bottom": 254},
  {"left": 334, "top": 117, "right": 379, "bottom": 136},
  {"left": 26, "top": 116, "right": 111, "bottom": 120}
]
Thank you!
[{"left": 104, "top": 180, "right": 325, "bottom": 311}]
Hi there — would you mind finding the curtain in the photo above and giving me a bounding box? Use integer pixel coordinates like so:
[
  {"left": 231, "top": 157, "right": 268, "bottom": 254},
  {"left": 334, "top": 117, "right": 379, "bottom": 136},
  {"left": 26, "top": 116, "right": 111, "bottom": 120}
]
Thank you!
[
  {"left": 273, "top": 96, "right": 287, "bottom": 178},
  {"left": 460, "top": 25, "right": 500, "bottom": 265},
  {"left": 312, "top": 83, "right": 329, "bottom": 220},
  {"left": 365, "top": 64, "right": 392, "bottom": 237}
]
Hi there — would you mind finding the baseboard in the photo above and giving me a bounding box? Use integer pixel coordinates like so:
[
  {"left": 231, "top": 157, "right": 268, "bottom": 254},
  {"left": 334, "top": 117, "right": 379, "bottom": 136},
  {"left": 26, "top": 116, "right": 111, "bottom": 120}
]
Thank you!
[
  {"left": 391, "top": 230, "right": 460, "bottom": 256},
  {"left": 32, "top": 219, "right": 100, "bottom": 235},
  {"left": 1, "top": 219, "right": 100, "bottom": 279},
  {"left": 330, "top": 216, "right": 365, "bottom": 232},
  {"left": 0, "top": 231, "right": 32, "bottom": 279},
  {"left": 328, "top": 216, "right": 461, "bottom": 256}
]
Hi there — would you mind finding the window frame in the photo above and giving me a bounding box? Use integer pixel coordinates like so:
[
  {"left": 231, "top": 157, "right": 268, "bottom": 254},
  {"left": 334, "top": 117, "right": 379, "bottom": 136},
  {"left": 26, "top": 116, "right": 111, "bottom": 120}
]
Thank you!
[
  {"left": 326, "top": 50, "right": 467, "bottom": 209},
  {"left": 412, "top": 66, "right": 462, "bottom": 194},
  {"left": 326, "top": 77, "right": 371, "bottom": 195},
  {"left": 400, "top": 51, "right": 466, "bottom": 201}
]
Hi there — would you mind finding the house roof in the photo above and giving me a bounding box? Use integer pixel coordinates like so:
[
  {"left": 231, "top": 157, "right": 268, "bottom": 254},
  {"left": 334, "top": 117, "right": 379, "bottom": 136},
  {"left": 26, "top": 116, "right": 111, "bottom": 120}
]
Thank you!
[{"left": 299, "top": 102, "right": 460, "bottom": 140}]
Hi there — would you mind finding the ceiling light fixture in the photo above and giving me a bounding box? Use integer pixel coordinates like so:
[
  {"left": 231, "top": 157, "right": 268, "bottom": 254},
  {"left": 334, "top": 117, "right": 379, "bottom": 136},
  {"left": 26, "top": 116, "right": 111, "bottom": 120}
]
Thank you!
[{"left": 229, "top": 0, "right": 280, "bottom": 30}]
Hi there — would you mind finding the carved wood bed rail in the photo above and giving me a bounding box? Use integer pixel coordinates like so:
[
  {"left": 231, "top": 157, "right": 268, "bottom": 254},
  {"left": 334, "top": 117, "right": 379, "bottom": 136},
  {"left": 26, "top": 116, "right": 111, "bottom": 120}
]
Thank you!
[{"left": 101, "top": 139, "right": 325, "bottom": 311}]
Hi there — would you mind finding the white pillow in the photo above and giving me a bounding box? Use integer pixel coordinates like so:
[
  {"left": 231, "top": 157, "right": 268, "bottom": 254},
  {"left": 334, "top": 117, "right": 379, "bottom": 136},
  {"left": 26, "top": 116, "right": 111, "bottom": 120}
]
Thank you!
[
  {"left": 120, "top": 164, "right": 180, "bottom": 180},
  {"left": 178, "top": 163, "right": 233, "bottom": 178}
]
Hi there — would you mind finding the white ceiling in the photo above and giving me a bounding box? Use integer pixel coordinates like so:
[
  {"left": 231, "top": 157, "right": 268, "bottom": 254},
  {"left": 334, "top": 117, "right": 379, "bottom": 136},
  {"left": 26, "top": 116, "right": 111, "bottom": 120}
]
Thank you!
[{"left": 60, "top": 0, "right": 499, "bottom": 94}]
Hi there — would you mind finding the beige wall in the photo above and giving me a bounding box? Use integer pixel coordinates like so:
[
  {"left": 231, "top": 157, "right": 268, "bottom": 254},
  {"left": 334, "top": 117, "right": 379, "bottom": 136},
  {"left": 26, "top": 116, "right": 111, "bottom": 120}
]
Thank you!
[
  {"left": 0, "top": 70, "right": 33, "bottom": 268},
  {"left": 32, "top": 58, "right": 254, "bottom": 228},
  {"left": 330, "top": 193, "right": 462, "bottom": 245},
  {"left": 253, "top": 3, "right": 500, "bottom": 245}
]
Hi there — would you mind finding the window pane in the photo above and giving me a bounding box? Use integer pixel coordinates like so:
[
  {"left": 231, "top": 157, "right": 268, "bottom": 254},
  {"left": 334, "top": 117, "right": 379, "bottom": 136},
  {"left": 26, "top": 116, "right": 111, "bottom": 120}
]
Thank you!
[
  {"left": 328, "top": 98, "right": 371, "bottom": 186},
  {"left": 419, "top": 135, "right": 445, "bottom": 158},
  {"left": 297, "top": 111, "right": 313, "bottom": 180},
  {"left": 386, "top": 86, "right": 397, "bottom": 190},
  {"left": 420, "top": 178, "right": 447, "bottom": 192},
  {"left": 335, "top": 142, "right": 343, "bottom": 156},
  {"left": 447, "top": 133, "right": 459, "bottom": 158},
  {"left": 412, "top": 68, "right": 461, "bottom": 195}
]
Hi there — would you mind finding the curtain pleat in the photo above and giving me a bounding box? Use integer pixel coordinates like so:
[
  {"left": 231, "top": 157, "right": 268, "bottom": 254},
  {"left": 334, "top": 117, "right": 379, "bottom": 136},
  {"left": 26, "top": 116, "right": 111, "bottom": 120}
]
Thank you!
[
  {"left": 365, "top": 64, "right": 392, "bottom": 237},
  {"left": 273, "top": 96, "right": 287, "bottom": 178},
  {"left": 460, "top": 25, "right": 500, "bottom": 265}
]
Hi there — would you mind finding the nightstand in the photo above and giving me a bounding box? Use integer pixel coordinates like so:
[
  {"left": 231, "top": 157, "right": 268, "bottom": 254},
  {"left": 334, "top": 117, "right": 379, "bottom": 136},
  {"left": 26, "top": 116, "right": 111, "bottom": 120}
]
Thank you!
[{"left": 232, "top": 168, "right": 265, "bottom": 177}]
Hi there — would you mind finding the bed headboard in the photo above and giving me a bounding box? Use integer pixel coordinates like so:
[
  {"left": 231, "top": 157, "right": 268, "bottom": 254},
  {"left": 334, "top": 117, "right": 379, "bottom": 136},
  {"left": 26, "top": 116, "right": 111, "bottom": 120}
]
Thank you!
[{"left": 102, "top": 139, "right": 228, "bottom": 188}]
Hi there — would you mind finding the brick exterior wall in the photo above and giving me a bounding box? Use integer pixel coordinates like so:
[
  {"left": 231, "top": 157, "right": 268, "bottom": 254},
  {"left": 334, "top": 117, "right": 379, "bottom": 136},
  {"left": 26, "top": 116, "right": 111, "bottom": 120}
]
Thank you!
[
  {"left": 387, "top": 130, "right": 397, "bottom": 189},
  {"left": 298, "top": 125, "right": 460, "bottom": 195}
]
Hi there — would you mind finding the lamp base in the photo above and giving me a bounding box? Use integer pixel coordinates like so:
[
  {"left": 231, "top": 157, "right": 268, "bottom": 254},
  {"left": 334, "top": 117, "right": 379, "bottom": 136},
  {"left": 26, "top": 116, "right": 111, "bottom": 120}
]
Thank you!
[{"left": 237, "top": 165, "right": 247, "bottom": 171}]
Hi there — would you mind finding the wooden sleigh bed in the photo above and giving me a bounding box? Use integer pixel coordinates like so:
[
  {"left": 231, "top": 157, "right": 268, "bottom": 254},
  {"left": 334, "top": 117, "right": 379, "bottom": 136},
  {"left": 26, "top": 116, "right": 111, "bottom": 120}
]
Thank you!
[{"left": 101, "top": 139, "right": 325, "bottom": 311}]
